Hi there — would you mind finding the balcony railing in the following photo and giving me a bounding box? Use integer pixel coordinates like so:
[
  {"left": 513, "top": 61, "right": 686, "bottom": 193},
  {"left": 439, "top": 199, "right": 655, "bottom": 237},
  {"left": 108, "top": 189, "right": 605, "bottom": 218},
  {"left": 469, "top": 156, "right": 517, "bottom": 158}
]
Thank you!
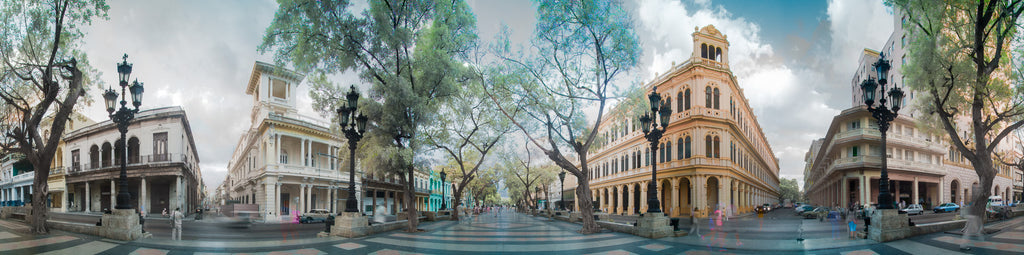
[
  {"left": 49, "top": 166, "right": 65, "bottom": 175},
  {"left": 73, "top": 153, "right": 195, "bottom": 174}
]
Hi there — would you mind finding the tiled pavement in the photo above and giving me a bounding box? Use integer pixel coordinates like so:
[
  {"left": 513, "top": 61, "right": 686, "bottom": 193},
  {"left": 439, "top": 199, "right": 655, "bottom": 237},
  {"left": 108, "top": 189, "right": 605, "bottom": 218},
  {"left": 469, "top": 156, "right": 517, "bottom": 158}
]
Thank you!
[{"left": 1, "top": 210, "right": 1023, "bottom": 254}]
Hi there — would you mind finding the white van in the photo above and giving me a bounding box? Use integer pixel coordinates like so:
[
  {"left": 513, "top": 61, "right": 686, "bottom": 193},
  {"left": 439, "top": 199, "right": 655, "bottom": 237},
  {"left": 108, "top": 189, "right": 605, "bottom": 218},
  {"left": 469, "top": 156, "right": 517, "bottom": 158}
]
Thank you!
[{"left": 987, "top": 196, "right": 1005, "bottom": 207}]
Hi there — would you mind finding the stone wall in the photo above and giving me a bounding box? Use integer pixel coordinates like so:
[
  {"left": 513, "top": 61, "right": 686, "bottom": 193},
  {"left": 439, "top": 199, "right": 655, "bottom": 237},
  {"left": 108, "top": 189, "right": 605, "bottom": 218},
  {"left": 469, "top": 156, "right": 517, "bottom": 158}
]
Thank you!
[
  {"left": 46, "top": 221, "right": 101, "bottom": 236},
  {"left": 596, "top": 221, "right": 635, "bottom": 235}
]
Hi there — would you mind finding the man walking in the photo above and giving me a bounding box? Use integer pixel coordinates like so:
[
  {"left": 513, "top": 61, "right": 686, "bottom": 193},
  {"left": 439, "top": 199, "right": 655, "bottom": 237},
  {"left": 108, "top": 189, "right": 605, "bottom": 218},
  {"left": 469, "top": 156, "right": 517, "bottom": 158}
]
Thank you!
[{"left": 171, "top": 207, "right": 183, "bottom": 240}]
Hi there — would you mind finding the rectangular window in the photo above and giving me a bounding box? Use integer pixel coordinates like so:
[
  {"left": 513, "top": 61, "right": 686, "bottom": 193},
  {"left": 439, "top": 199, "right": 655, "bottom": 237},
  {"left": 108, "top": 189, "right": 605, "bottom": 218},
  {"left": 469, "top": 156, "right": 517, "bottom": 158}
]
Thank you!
[
  {"left": 849, "top": 121, "right": 860, "bottom": 130},
  {"left": 901, "top": 35, "right": 906, "bottom": 47},
  {"left": 851, "top": 146, "right": 859, "bottom": 157},
  {"left": 271, "top": 78, "right": 287, "bottom": 99},
  {"left": 153, "top": 132, "right": 168, "bottom": 162},
  {"left": 71, "top": 150, "right": 80, "bottom": 172}
]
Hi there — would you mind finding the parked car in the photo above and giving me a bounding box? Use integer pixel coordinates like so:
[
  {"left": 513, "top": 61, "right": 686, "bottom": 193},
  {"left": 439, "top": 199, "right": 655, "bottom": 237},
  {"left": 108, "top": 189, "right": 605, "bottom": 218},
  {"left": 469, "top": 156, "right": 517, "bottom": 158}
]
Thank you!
[
  {"left": 762, "top": 203, "right": 772, "bottom": 212},
  {"left": 901, "top": 204, "right": 924, "bottom": 215},
  {"left": 755, "top": 205, "right": 769, "bottom": 213},
  {"left": 933, "top": 203, "right": 960, "bottom": 213},
  {"left": 794, "top": 205, "right": 814, "bottom": 215},
  {"left": 803, "top": 207, "right": 829, "bottom": 219},
  {"left": 300, "top": 209, "right": 331, "bottom": 223}
]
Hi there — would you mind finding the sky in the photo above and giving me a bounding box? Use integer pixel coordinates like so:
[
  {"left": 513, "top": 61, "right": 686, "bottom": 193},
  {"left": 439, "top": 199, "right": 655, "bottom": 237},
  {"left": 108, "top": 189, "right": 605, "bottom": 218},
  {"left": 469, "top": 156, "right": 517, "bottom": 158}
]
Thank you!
[{"left": 74, "top": 0, "right": 894, "bottom": 193}]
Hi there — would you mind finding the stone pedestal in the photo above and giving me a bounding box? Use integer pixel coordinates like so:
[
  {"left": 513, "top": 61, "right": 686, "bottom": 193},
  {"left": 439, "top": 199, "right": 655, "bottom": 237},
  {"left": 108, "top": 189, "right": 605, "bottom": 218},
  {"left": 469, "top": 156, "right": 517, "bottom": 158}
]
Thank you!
[
  {"left": 635, "top": 212, "right": 673, "bottom": 239},
  {"left": 569, "top": 212, "right": 581, "bottom": 222},
  {"left": 330, "top": 212, "right": 369, "bottom": 238},
  {"left": 100, "top": 209, "right": 144, "bottom": 241},
  {"left": 868, "top": 209, "right": 910, "bottom": 242}
]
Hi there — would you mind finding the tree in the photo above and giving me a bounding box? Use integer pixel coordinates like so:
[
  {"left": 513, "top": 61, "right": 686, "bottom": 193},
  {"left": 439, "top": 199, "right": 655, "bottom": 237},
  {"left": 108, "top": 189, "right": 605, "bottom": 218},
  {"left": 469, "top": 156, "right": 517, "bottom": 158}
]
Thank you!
[
  {"left": 0, "top": 0, "right": 107, "bottom": 234},
  {"left": 261, "top": 0, "right": 477, "bottom": 232},
  {"left": 497, "top": 142, "right": 558, "bottom": 211},
  {"left": 485, "top": 0, "right": 640, "bottom": 234},
  {"left": 892, "top": 0, "right": 1024, "bottom": 236},
  {"left": 423, "top": 79, "right": 512, "bottom": 220},
  {"left": 779, "top": 178, "right": 801, "bottom": 203}
]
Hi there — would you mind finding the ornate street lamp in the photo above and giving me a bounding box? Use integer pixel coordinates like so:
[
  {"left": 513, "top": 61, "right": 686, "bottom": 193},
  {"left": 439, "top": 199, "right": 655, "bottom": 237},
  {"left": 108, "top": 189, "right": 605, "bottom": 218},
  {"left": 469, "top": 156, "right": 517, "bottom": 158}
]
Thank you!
[
  {"left": 860, "top": 52, "right": 904, "bottom": 210},
  {"left": 339, "top": 85, "right": 369, "bottom": 213},
  {"left": 558, "top": 171, "right": 566, "bottom": 210},
  {"left": 440, "top": 169, "right": 447, "bottom": 210},
  {"left": 105, "top": 54, "right": 144, "bottom": 210},
  {"left": 639, "top": 86, "right": 671, "bottom": 213}
]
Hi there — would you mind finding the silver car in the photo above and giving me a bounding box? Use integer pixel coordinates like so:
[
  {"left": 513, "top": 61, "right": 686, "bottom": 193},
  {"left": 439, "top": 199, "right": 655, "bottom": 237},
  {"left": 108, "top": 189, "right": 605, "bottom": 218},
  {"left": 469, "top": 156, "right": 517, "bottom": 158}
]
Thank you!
[{"left": 901, "top": 204, "right": 923, "bottom": 215}]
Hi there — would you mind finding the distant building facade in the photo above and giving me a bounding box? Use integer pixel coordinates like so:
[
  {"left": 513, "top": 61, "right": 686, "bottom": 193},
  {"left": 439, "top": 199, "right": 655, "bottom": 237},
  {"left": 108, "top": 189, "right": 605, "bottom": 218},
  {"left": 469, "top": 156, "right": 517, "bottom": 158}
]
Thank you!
[
  {"left": 224, "top": 62, "right": 355, "bottom": 222},
  {"left": 803, "top": 8, "right": 1016, "bottom": 209},
  {"left": 62, "top": 106, "right": 203, "bottom": 215},
  {"left": 575, "top": 25, "right": 781, "bottom": 218}
]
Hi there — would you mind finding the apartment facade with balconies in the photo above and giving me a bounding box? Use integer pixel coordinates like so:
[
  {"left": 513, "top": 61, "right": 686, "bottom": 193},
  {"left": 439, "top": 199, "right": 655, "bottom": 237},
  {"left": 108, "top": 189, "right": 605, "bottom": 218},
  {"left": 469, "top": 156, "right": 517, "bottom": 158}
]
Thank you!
[
  {"left": 576, "top": 25, "right": 781, "bottom": 218},
  {"left": 61, "top": 106, "right": 202, "bottom": 216},
  {"left": 224, "top": 61, "right": 358, "bottom": 222}
]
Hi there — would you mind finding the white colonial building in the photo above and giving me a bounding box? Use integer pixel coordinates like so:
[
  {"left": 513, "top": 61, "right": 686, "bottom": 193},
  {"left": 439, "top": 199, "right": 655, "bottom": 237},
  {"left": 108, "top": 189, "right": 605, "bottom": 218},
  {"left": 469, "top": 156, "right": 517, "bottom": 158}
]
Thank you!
[
  {"left": 62, "top": 106, "right": 203, "bottom": 216},
  {"left": 803, "top": 8, "right": 1016, "bottom": 209},
  {"left": 224, "top": 61, "right": 359, "bottom": 222}
]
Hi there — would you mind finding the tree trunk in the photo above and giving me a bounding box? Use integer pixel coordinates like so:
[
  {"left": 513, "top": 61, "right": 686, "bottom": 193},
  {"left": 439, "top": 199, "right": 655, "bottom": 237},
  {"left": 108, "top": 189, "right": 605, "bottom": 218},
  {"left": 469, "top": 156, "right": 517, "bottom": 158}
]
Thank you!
[
  {"left": 30, "top": 154, "right": 53, "bottom": 234},
  {"left": 965, "top": 155, "right": 995, "bottom": 236},
  {"left": 452, "top": 188, "right": 462, "bottom": 221},
  {"left": 576, "top": 180, "right": 599, "bottom": 234},
  {"left": 405, "top": 166, "right": 419, "bottom": 232}
]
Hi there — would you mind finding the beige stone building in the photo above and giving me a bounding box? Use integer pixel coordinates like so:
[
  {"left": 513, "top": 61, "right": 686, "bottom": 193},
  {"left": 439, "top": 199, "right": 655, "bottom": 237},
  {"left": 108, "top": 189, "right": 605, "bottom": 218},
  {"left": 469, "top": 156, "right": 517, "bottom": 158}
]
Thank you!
[{"left": 569, "top": 25, "right": 781, "bottom": 218}]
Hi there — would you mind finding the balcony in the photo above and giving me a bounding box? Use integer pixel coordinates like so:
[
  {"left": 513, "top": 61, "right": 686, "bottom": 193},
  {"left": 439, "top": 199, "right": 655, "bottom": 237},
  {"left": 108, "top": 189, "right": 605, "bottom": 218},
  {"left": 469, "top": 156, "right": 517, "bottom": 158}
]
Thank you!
[
  {"left": 268, "top": 164, "right": 352, "bottom": 182},
  {"left": 49, "top": 166, "right": 65, "bottom": 175},
  {"left": 74, "top": 153, "right": 196, "bottom": 175}
]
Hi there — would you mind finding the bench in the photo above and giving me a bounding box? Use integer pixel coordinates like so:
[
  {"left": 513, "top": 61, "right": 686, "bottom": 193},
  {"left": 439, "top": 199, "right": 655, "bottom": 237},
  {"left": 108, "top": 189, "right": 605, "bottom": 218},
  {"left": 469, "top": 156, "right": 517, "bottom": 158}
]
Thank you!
[{"left": 11, "top": 213, "right": 26, "bottom": 221}]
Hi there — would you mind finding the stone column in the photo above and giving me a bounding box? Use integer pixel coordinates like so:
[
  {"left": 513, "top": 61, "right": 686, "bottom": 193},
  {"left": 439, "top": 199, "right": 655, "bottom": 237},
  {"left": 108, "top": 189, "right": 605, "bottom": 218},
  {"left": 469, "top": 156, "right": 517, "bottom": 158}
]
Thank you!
[
  {"left": 670, "top": 178, "right": 680, "bottom": 217},
  {"left": 276, "top": 133, "right": 281, "bottom": 165},
  {"left": 300, "top": 139, "right": 306, "bottom": 166},
  {"left": 861, "top": 175, "right": 869, "bottom": 205},
  {"left": 85, "top": 181, "right": 91, "bottom": 212},
  {"left": 639, "top": 181, "right": 648, "bottom": 212},
  {"left": 656, "top": 181, "right": 664, "bottom": 212},
  {"left": 299, "top": 184, "right": 306, "bottom": 214},
  {"left": 275, "top": 183, "right": 282, "bottom": 217},
  {"left": 176, "top": 176, "right": 182, "bottom": 211},
  {"left": 912, "top": 177, "right": 919, "bottom": 205},
  {"left": 264, "top": 179, "right": 276, "bottom": 222},
  {"left": 616, "top": 185, "right": 623, "bottom": 214},
  {"left": 110, "top": 179, "right": 116, "bottom": 209},
  {"left": 140, "top": 178, "right": 147, "bottom": 215},
  {"left": 61, "top": 189, "right": 68, "bottom": 212}
]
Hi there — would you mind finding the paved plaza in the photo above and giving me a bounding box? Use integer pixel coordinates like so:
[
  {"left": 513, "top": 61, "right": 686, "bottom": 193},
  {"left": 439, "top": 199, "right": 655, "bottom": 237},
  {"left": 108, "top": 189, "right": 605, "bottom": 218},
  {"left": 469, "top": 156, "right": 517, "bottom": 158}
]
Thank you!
[{"left": 1, "top": 209, "right": 1023, "bottom": 254}]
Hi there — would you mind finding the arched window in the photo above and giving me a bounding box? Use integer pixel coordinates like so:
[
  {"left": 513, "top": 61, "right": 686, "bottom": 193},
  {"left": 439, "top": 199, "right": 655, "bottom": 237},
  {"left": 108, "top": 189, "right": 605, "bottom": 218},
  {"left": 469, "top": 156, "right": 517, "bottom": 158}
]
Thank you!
[
  {"left": 730, "top": 98, "right": 735, "bottom": 117},
  {"left": 677, "top": 138, "right": 685, "bottom": 160},
  {"left": 612, "top": 159, "right": 617, "bottom": 173},
  {"left": 659, "top": 143, "right": 666, "bottom": 163},
  {"left": 666, "top": 141, "right": 672, "bottom": 162},
  {"left": 705, "top": 87, "right": 713, "bottom": 108},
  {"left": 705, "top": 135, "right": 713, "bottom": 158},
  {"left": 128, "top": 137, "right": 140, "bottom": 164},
  {"left": 714, "top": 136, "right": 721, "bottom": 158},
  {"left": 713, "top": 88, "right": 721, "bottom": 109},
  {"left": 89, "top": 145, "right": 99, "bottom": 169},
  {"left": 684, "top": 136, "right": 692, "bottom": 158},
  {"left": 716, "top": 47, "right": 722, "bottom": 61},
  {"left": 645, "top": 148, "right": 650, "bottom": 166},
  {"left": 677, "top": 92, "right": 684, "bottom": 112},
  {"left": 684, "top": 89, "right": 691, "bottom": 110},
  {"left": 664, "top": 97, "right": 672, "bottom": 112},
  {"left": 101, "top": 142, "right": 112, "bottom": 167},
  {"left": 701, "top": 43, "right": 708, "bottom": 59},
  {"left": 622, "top": 155, "right": 627, "bottom": 171},
  {"left": 730, "top": 142, "right": 735, "bottom": 160}
]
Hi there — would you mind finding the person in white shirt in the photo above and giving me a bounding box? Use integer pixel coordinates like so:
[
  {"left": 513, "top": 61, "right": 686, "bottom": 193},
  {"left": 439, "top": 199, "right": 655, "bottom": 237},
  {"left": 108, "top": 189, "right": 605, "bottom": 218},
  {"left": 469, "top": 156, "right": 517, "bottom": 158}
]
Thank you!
[{"left": 171, "top": 207, "right": 183, "bottom": 240}]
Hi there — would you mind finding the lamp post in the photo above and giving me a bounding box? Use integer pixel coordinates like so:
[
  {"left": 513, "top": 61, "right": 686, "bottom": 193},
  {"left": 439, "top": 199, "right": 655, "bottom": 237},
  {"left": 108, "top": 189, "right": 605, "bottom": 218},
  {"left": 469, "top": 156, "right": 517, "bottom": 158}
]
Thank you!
[
  {"left": 338, "top": 85, "right": 369, "bottom": 213},
  {"left": 860, "top": 52, "right": 904, "bottom": 210},
  {"left": 558, "top": 171, "right": 566, "bottom": 210},
  {"left": 440, "top": 170, "right": 447, "bottom": 210},
  {"left": 104, "top": 54, "right": 144, "bottom": 210},
  {"left": 639, "top": 86, "right": 671, "bottom": 213}
]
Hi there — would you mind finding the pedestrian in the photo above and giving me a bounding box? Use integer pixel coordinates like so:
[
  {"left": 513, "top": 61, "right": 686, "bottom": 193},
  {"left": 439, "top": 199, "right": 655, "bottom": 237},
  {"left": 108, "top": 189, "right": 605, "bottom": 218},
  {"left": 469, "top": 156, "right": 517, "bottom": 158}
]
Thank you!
[
  {"left": 162, "top": 208, "right": 168, "bottom": 218},
  {"left": 848, "top": 217, "right": 856, "bottom": 239},
  {"left": 689, "top": 207, "right": 701, "bottom": 238},
  {"left": 171, "top": 207, "right": 183, "bottom": 240}
]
